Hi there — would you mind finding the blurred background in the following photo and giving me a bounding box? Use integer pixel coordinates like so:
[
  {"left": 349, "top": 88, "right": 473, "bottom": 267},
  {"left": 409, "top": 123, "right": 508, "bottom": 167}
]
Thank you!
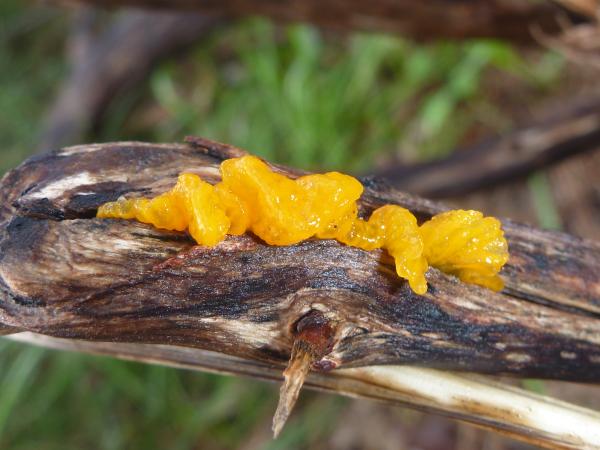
[{"left": 1, "top": 0, "right": 600, "bottom": 449}]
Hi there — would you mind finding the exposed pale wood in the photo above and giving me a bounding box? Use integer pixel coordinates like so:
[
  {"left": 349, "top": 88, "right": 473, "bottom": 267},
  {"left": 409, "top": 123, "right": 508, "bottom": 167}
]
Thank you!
[
  {"left": 8, "top": 333, "right": 600, "bottom": 450},
  {"left": 272, "top": 310, "right": 334, "bottom": 436},
  {"left": 0, "top": 138, "right": 599, "bottom": 382},
  {"left": 57, "top": 0, "right": 585, "bottom": 42},
  {"left": 2, "top": 138, "right": 600, "bottom": 447},
  {"left": 272, "top": 342, "right": 312, "bottom": 437}
]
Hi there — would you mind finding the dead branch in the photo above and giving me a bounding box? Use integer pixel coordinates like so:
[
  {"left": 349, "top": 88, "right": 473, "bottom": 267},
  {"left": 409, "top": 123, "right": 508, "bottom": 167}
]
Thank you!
[
  {"left": 8, "top": 333, "right": 600, "bottom": 449},
  {"left": 1, "top": 137, "right": 599, "bottom": 377},
  {"left": 533, "top": 23, "right": 600, "bottom": 71},
  {"left": 553, "top": 0, "right": 600, "bottom": 18},
  {"left": 38, "top": 10, "right": 218, "bottom": 152},
  {"left": 373, "top": 95, "right": 600, "bottom": 198},
  {"left": 56, "top": 0, "right": 588, "bottom": 42},
  {"left": 1, "top": 137, "right": 600, "bottom": 447}
]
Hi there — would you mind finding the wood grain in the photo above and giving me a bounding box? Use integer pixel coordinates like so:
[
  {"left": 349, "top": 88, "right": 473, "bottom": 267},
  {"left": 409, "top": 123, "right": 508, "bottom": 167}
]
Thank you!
[{"left": 1, "top": 138, "right": 599, "bottom": 382}]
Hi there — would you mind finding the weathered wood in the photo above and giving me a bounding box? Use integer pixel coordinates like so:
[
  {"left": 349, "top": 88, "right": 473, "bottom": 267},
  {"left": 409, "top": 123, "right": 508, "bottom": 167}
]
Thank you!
[
  {"left": 1, "top": 138, "right": 599, "bottom": 383},
  {"left": 555, "top": 0, "right": 599, "bottom": 17},
  {"left": 8, "top": 333, "right": 600, "bottom": 450},
  {"left": 57, "top": 0, "right": 587, "bottom": 42},
  {"left": 0, "top": 324, "right": 21, "bottom": 336}
]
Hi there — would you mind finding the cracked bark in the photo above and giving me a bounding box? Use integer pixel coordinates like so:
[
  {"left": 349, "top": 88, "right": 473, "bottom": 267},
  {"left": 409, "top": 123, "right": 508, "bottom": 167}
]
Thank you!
[
  {"left": 1, "top": 137, "right": 600, "bottom": 447},
  {"left": 1, "top": 136, "right": 599, "bottom": 379}
]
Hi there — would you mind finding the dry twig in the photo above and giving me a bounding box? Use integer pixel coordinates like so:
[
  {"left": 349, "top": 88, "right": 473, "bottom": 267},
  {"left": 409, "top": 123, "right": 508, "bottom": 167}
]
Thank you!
[
  {"left": 38, "top": 9, "right": 218, "bottom": 152},
  {"left": 374, "top": 96, "right": 600, "bottom": 197}
]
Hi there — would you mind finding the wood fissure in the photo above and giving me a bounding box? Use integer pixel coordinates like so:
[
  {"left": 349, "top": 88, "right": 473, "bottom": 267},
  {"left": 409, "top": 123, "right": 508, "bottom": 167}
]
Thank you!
[{"left": 1, "top": 138, "right": 600, "bottom": 383}]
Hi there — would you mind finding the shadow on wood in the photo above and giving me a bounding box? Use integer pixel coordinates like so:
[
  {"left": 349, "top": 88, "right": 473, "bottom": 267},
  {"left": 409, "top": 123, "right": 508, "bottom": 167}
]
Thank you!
[{"left": 1, "top": 137, "right": 600, "bottom": 447}]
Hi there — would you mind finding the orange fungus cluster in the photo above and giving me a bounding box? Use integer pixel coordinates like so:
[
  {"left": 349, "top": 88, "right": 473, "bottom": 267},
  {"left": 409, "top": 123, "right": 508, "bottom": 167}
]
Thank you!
[{"left": 97, "top": 155, "right": 509, "bottom": 294}]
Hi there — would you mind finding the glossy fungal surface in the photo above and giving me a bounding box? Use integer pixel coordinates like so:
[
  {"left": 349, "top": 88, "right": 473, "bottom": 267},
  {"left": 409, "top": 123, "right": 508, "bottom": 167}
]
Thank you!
[{"left": 97, "top": 155, "right": 508, "bottom": 294}]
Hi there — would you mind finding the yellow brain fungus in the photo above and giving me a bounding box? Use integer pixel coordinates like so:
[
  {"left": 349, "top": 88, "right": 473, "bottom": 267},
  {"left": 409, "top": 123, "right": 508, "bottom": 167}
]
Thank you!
[
  {"left": 420, "top": 210, "right": 509, "bottom": 292},
  {"left": 97, "top": 155, "right": 509, "bottom": 294}
]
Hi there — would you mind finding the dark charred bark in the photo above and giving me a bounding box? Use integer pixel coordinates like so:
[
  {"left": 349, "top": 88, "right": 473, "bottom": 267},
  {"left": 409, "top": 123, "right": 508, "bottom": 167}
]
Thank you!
[{"left": 1, "top": 138, "right": 599, "bottom": 382}]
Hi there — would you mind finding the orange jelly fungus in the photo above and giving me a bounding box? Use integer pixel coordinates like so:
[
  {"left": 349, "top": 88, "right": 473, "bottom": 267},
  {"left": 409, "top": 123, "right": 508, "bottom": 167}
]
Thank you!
[{"left": 97, "top": 155, "right": 509, "bottom": 294}]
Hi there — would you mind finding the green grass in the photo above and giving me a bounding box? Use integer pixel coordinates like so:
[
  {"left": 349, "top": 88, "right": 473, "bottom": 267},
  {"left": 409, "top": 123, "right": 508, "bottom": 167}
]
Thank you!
[
  {"left": 0, "top": 340, "right": 284, "bottom": 450},
  {"left": 0, "top": 1, "right": 66, "bottom": 172},
  {"left": 528, "top": 171, "right": 563, "bottom": 230},
  {"left": 0, "top": 6, "right": 567, "bottom": 450},
  {"left": 126, "top": 18, "right": 562, "bottom": 171}
]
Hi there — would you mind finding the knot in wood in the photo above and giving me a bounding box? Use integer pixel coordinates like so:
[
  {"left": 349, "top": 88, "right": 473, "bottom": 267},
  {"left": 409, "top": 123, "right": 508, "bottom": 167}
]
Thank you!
[{"left": 293, "top": 310, "right": 336, "bottom": 363}]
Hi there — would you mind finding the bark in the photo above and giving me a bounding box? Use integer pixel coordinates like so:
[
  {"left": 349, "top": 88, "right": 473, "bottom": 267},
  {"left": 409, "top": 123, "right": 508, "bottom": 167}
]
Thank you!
[
  {"left": 56, "top": 0, "right": 586, "bottom": 42},
  {"left": 1, "top": 137, "right": 599, "bottom": 382}
]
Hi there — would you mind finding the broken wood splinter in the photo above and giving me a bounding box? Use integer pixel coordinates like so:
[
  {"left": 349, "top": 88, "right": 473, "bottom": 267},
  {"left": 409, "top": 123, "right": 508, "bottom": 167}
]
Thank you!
[
  {"left": 273, "top": 310, "right": 336, "bottom": 437},
  {"left": 272, "top": 341, "right": 312, "bottom": 438}
]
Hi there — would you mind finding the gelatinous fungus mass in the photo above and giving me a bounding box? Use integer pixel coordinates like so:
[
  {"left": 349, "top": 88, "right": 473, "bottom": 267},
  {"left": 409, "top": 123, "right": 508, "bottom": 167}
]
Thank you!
[{"left": 97, "top": 155, "right": 509, "bottom": 294}]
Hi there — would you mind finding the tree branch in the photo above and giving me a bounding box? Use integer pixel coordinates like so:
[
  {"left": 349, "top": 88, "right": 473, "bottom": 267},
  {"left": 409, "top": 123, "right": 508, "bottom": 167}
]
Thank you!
[
  {"left": 1, "top": 137, "right": 599, "bottom": 446},
  {"left": 38, "top": 10, "right": 219, "bottom": 152},
  {"left": 374, "top": 95, "right": 600, "bottom": 198},
  {"left": 1, "top": 137, "right": 599, "bottom": 378},
  {"left": 56, "top": 0, "right": 587, "bottom": 42},
  {"left": 7, "top": 333, "right": 600, "bottom": 449}
]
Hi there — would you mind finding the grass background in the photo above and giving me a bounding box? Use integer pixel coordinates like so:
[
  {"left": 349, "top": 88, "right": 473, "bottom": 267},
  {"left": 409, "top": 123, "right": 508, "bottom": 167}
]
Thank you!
[{"left": 0, "top": 2, "right": 567, "bottom": 449}]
